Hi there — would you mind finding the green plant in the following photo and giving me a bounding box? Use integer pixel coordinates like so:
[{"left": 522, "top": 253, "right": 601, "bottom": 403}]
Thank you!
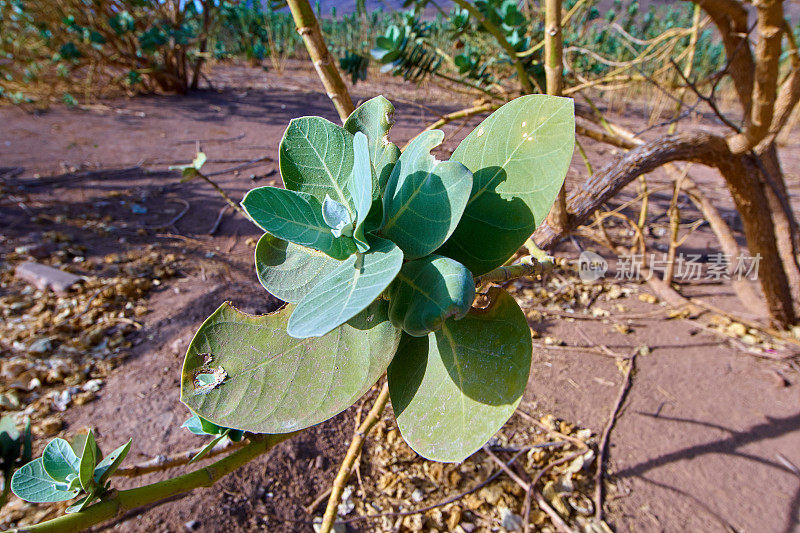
[
  {"left": 180, "top": 93, "right": 575, "bottom": 462},
  {"left": 7, "top": 94, "right": 574, "bottom": 530},
  {"left": 10, "top": 430, "right": 129, "bottom": 512}
]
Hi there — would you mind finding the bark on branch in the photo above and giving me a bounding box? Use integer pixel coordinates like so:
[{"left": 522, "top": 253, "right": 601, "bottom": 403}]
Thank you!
[{"left": 534, "top": 131, "right": 795, "bottom": 325}]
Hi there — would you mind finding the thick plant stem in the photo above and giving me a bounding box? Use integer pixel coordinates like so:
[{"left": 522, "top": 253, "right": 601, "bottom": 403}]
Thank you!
[
  {"left": 286, "top": 0, "right": 354, "bottom": 122},
  {"left": 319, "top": 383, "right": 390, "bottom": 533},
  {"left": 10, "top": 434, "right": 293, "bottom": 533},
  {"left": 544, "top": 0, "right": 563, "bottom": 97},
  {"left": 474, "top": 255, "right": 558, "bottom": 287},
  {"left": 543, "top": 0, "right": 569, "bottom": 236},
  {"left": 533, "top": 131, "right": 795, "bottom": 326}
]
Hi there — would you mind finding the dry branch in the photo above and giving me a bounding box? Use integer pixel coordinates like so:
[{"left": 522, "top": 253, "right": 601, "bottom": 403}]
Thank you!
[
  {"left": 286, "top": 0, "right": 354, "bottom": 122},
  {"left": 319, "top": 383, "right": 390, "bottom": 533},
  {"left": 535, "top": 130, "right": 794, "bottom": 326}
]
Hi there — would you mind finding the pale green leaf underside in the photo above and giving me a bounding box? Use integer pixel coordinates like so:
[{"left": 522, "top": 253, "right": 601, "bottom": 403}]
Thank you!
[
  {"left": 180, "top": 300, "right": 400, "bottom": 433},
  {"left": 322, "top": 195, "right": 352, "bottom": 237},
  {"left": 344, "top": 95, "right": 400, "bottom": 193},
  {"left": 381, "top": 130, "right": 473, "bottom": 260},
  {"left": 280, "top": 116, "right": 355, "bottom": 210},
  {"left": 387, "top": 255, "right": 475, "bottom": 337},
  {"left": 349, "top": 131, "right": 373, "bottom": 251},
  {"left": 42, "top": 439, "right": 80, "bottom": 483},
  {"left": 242, "top": 186, "right": 356, "bottom": 260},
  {"left": 11, "top": 458, "right": 79, "bottom": 503},
  {"left": 388, "top": 288, "right": 532, "bottom": 463},
  {"left": 438, "top": 95, "right": 575, "bottom": 275},
  {"left": 255, "top": 233, "right": 341, "bottom": 303},
  {"left": 288, "top": 236, "right": 404, "bottom": 338}
]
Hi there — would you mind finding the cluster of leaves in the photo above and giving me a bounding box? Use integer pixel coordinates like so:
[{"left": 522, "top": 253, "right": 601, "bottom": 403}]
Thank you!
[
  {"left": 8, "top": 412, "right": 243, "bottom": 508},
  {"left": 10, "top": 430, "right": 129, "bottom": 511},
  {"left": 368, "top": 0, "right": 728, "bottom": 92},
  {"left": 372, "top": 11, "right": 446, "bottom": 83},
  {"left": 565, "top": 0, "right": 725, "bottom": 78},
  {"left": 213, "top": 2, "right": 298, "bottom": 65},
  {"left": 0, "top": 0, "right": 211, "bottom": 104},
  {"left": 179, "top": 94, "right": 574, "bottom": 462}
]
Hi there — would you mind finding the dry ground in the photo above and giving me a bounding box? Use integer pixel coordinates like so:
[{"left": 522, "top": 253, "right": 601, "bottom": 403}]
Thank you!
[{"left": 1, "top": 61, "right": 799, "bottom": 532}]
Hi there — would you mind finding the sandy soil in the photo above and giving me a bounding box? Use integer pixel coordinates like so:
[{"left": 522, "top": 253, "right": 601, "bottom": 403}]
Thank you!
[{"left": 1, "top": 61, "right": 799, "bottom": 532}]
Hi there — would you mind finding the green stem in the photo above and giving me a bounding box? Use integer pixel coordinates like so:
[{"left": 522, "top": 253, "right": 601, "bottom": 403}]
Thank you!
[
  {"left": 6, "top": 434, "right": 294, "bottom": 533},
  {"left": 450, "top": 0, "right": 535, "bottom": 94},
  {"left": 474, "top": 255, "right": 558, "bottom": 286}
]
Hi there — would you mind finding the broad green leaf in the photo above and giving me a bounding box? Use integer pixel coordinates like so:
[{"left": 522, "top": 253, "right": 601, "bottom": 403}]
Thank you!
[
  {"left": 322, "top": 195, "right": 352, "bottom": 238},
  {"left": 42, "top": 439, "right": 80, "bottom": 483},
  {"left": 348, "top": 132, "right": 374, "bottom": 252},
  {"left": 11, "top": 458, "right": 80, "bottom": 503},
  {"left": 93, "top": 439, "right": 131, "bottom": 486},
  {"left": 280, "top": 116, "right": 355, "bottom": 209},
  {"left": 387, "top": 255, "right": 475, "bottom": 337},
  {"left": 344, "top": 96, "right": 400, "bottom": 193},
  {"left": 180, "top": 300, "right": 401, "bottom": 433},
  {"left": 242, "top": 186, "right": 356, "bottom": 260},
  {"left": 78, "top": 431, "right": 97, "bottom": 491},
  {"left": 254, "top": 234, "right": 341, "bottom": 303},
  {"left": 381, "top": 130, "right": 473, "bottom": 259},
  {"left": 388, "top": 287, "right": 531, "bottom": 462},
  {"left": 438, "top": 95, "right": 575, "bottom": 275},
  {"left": 288, "top": 236, "right": 404, "bottom": 338}
]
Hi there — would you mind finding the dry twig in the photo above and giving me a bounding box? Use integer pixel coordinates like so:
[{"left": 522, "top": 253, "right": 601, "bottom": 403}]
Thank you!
[{"left": 594, "top": 348, "right": 638, "bottom": 522}]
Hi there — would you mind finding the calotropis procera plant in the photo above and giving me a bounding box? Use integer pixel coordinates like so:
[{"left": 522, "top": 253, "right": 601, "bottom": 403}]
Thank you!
[{"left": 180, "top": 94, "right": 574, "bottom": 462}]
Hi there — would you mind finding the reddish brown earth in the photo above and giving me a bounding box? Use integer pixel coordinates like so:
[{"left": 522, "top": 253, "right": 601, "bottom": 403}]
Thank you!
[{"left": 1, "top": 62, "right": 800, "bottom": 532}]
